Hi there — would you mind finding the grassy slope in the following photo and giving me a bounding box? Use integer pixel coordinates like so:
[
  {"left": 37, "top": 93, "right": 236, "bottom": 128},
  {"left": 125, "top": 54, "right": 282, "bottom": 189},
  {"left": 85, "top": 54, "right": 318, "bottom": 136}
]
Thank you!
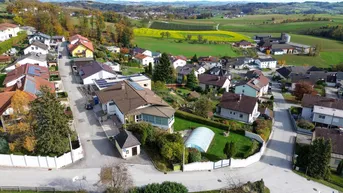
[
  {"left": 243, "top": 32, "right": 343, "bottom": 67},
  {"left": 174, "top": 117, "right": 254, "bottom": 160},
  {"left": 134, "top": 37, "right": 239, "bottom": 57}
]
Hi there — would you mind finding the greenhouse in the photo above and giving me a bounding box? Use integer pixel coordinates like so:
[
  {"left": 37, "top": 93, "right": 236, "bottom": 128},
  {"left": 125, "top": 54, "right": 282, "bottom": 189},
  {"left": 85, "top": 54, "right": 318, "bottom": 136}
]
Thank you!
[{"left": 185, "top": 127, "right": 215, "bottom": 152}]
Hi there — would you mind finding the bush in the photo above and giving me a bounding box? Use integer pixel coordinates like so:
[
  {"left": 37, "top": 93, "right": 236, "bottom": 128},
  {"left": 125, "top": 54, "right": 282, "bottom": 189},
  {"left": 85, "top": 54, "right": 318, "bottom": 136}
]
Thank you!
[
  {"left": 297, "top": 119, "right": 315, "bottom": 130},
  {"left": 140, "top": 181, "right": 188, "bottom": 193},
  {"left": 253, "top": 119, "right": 272, "bottom": 141},
  {"left": 290, "top": 106, "right": 302, "bottom": 115},
  {"left": 0, "top": 137, "right": 9, "bottom": 154},
  {"left": 188, "top": 148, "right": 201, "bottom": 163},
  {"left": 270, "top": 95, "right": 274, "bottom": 100}
]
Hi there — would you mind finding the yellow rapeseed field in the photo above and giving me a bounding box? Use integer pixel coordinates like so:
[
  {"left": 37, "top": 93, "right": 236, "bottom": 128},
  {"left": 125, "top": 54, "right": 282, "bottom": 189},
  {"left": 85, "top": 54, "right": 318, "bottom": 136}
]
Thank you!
[{"left": 134, "top": 28, "right": 251, "bottom": 42}]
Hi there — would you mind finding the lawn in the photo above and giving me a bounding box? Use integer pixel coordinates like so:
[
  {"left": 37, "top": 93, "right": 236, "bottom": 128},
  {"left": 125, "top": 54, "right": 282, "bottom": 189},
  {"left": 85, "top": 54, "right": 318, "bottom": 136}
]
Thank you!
[
  {"left": 121, "top": 66, "right": 145, "bottom": 75},
  {"left": 134, "top": 37, "right": 240, "bottom": 57},
  {"left": 282, "top": 93, "right": 300, "bottom": 104},
  {"left": 174, "top": 117, "right": 259, "bottom": 161},
  {"left": 0, "top": 73, "right": 6, "bottom": 87}
]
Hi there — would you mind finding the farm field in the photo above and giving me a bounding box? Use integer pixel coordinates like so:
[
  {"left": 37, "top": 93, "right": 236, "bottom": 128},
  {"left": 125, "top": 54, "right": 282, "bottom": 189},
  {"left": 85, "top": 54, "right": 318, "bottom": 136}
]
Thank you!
[
  {"left": 134, "top": 28, "right": 251, "bottom": 42},
  {"left": 168, "top": 14, "right": 343, "bottom": 33},
  {"left": 134, "top": 37, "right": 240, "bottom": 57},
  {"left": 150, "top": 21, "right": 215, "bottom": 31},
  {"left": 243, "top": 32, "right": 343, "bottom": 67}
]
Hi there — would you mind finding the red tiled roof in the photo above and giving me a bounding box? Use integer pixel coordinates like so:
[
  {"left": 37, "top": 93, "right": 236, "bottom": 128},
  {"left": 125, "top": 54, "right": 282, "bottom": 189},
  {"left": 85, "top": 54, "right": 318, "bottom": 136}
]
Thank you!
[
  {"left": 135, "top": 53, "right": 148, "bottom": 60},
  {"left": 0, "top": 23, "right": 17, "bottom": 31},
  {"left": 69, "top": 39, "right": 94, "bottom": 52},
  {"left": 0, "top": 55, "right": 11, "bottom": 62},
  {"left": 246, "top": 75, "right": 270, "bottom": 91},
  {"left": 0, "top": 91, "right": 36, "bottom": 115},
  {"left": 69, "top": 34, "right": 89, "bottom": 43},
  {"left": 3, "top": 64, "right": 49, "bottom": 86}
]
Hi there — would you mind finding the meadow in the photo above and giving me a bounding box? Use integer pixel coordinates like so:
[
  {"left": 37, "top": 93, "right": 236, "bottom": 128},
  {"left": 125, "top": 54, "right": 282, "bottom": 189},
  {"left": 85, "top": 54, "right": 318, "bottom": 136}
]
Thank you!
[
  {"left": 134, "top": 37, "right": 240, "bottom": 57},
  {"left": 134, "top": 28, "right": 251, "bottom": 42}
]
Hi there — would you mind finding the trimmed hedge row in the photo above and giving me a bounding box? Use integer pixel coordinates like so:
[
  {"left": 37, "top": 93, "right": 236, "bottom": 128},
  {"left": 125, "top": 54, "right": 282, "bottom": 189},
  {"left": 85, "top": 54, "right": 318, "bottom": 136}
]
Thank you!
[
  {"left": 175, "top": 110, "right": 243, "bottom": 133},
  {"left": 0, "top": 31, "right": 27, "bottom": 55}
]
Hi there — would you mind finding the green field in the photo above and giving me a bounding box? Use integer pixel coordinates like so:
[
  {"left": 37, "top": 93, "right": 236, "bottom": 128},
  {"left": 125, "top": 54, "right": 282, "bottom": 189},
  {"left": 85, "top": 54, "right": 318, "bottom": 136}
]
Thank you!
[
  {"left": 243, "top": 32, "right": 343, "bottom": 67},
  {"left": 121, "top": 66, "right": 145, "bottom": 75},
  {"left": 134, "top": 37, "right": 240, "bottom": 57},
  {"left": 174, "top": 117, "right": 258, "bottom": 161}
]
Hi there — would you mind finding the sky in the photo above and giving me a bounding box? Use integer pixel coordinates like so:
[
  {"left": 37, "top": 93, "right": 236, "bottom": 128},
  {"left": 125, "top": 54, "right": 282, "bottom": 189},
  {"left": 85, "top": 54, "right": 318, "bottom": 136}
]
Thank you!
[{"left": 102, "top": 0, "right": 343, "bottom": 1}]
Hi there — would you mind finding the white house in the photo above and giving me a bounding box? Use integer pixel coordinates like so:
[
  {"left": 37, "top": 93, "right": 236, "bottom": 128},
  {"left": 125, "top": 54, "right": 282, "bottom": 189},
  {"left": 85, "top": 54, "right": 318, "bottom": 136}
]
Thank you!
[
  {"left": 23, "top": 41, "right": 49, "bottom": 55},
  {"left": 106, "top": 46, "right": 120, "bottom": 53},
  {"left": 0, "top": 23, "right": 20, "bottom": 42},
  {"left": 104, "top": 61, "right": 120, "bottom": 72},
  {"left": 272, "top": 49, "right": 284, "bottom": 55},
  {"left": 171, "top": 56, "right": 187, "bottom": 69},
  {"left": 255, "top": 58, "right": 277, "bottom": 69},
  {"left": 79, "top": 61, "right": 118, "bottom": 85},
  {"left": 93, "top": 74, "right": 151, "bottom": 90},
  {"left": 217, "top": 92, "right": 260, "bottom": 123},
  {"left": 5, "top": 53, "right": 47, "bottom": 72},
  {"left": 114, "top": 130, "right": 141, "bottom": 159},
  {"left": 69, "top": 34, "right": 88, "bottom": 45},
  {"left": 132, "top": 48, "right": 152, "bottom": 57},
  {"left": 29, "top": 32, "right": 51, "bottom": 48},
  {"left": 95, "top": 80, "right": 175, "bottom": 131},
  {"left": 198, "top": 74, "right": 231, "bottom": 92},
  {"left": 177, "top": 64, "right": 206, "bottom": 83},
  {"left": 235, "top": 75, "right": 270, "bottom": 98},
  {"left": 134, "top": 54, "right": 154, "bottom": 66}
]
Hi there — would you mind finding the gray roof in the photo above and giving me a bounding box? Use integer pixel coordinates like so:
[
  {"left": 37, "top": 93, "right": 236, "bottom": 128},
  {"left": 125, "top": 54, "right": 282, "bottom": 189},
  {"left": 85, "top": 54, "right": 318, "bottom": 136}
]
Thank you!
[
  {"left": 15, "top": 53, "right": 47, "bottom": 63},
  {"left": 271, "top": 44, "right": 294, "bottom": 50},
  {"left": 79, "top": 61, "right": 116, "bottom": 79},
  {"left": 337, "top": 72, "right": 343, "bottom": 80},
  {"left": 115, "top": 130, "right": 140, "bottom": 149},
  {"left": 30, "top": 40, "right": 49, "bottom": 50},
  {"left": 276, "top": 66, "right": 321, "bottom": 78},
  {"left": 178, "top": 64, "right": 202, "bottom": 75},
  {"left": 256, "top": 58, "right": 277, "bottom": 62},
  {"left": 32, "top": 32, "right": 51, "bottom": 39}
]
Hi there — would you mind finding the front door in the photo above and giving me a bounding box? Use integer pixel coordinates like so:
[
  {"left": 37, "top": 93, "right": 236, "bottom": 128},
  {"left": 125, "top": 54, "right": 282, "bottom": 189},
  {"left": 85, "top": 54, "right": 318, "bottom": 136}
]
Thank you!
[{"left": 132, "top": 147, "right": 138, "bottom": 156}]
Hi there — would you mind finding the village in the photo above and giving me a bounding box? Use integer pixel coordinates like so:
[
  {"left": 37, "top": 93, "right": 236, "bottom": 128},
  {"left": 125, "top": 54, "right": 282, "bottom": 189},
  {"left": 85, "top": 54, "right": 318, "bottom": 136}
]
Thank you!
[{"left": 0, "top": 21, "right": 342, "bottom": 193}]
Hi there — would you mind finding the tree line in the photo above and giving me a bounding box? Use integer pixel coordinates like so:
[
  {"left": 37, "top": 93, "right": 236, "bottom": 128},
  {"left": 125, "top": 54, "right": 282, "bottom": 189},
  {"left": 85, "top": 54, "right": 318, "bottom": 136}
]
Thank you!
[{"left": 303, "top": 25, "right": 343, "bottom": 42}]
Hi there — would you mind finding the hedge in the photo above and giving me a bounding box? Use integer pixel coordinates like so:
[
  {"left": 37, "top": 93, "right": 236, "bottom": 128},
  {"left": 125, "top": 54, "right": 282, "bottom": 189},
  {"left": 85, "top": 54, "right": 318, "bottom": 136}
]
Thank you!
[
  {"left": 175, "top": 110, "right": 243, "bottom": 132},
  {"left": 0, "top": 31, "right": 27, "bottom": 55}
]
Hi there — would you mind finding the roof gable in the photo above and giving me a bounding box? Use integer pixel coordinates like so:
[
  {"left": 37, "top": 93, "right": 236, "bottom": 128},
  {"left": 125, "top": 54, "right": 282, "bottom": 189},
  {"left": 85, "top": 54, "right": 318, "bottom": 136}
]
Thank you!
[{"left": 219, "top": 92, "right": 257, "bottom": 114}]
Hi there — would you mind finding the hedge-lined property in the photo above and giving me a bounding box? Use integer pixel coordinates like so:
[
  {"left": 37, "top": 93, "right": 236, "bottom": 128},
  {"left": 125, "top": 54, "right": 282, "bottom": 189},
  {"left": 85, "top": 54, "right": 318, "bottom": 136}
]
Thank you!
[
  {"left": 0, "top": 31, "right": 27, "bottom": 54},
  {"left": 150, "top": 21, "right": 215, "bottom": 31}
]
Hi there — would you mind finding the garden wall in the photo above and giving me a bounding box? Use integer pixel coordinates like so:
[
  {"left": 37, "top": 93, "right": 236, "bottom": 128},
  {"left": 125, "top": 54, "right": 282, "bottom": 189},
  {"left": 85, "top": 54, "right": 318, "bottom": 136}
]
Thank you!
[
  {"left": 0, "top": 137, "right": 83, "bottom": 169},
  {"left": 183, "top": 131, "right": 266, "bottom": 171},
  {"left": 287, "top": 109, "right": 313, "bottom": 136}
]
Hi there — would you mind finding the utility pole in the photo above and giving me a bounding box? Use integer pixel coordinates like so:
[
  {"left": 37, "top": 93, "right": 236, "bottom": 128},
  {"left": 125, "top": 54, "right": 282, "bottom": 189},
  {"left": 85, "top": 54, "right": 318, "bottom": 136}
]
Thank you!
[{"left": 182, "top": 146, "right": 185, "bottom": 172}]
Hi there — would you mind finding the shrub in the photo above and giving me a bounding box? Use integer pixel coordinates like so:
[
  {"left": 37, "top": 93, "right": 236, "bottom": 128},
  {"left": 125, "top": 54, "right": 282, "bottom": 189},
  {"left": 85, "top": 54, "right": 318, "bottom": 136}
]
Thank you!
[
  {"left": 253, "top": 119, "right": 272, "bottom": 141},
  {"left": 188, "top": 148, "right": 201, "bottom": 163},
  {"left": 140, "top": 181, "right": 188, "bottom": 193},
  {"left": 297, "top": 119, "right": 315, "bottom": 130},
  {"left": 290, "top": 106, "right": 302, "bottom": 115},
  {"left": 0, "top": 137, "right": 9, "bottom": 154},
  {"left": 270, "top": 95, "right": 274, "bottom": 100}
]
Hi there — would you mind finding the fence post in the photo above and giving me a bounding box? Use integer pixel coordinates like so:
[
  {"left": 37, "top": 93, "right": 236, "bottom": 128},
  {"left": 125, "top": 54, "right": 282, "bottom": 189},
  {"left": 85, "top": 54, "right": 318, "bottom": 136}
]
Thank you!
[
  {"left": 54, "top": 156, "right": 58, "bottom": 169},
  {"left": 9, "top": 154, "right": 14, "bottom": 166},
  {"left": 46, "top": 156, "right": 49, "bottom": 168},
  {"left": 24, "top": 155, "right": 28, "bottom": 167},
  {"left": 37, "top": 156, "right": 41, "bottom": 167}
]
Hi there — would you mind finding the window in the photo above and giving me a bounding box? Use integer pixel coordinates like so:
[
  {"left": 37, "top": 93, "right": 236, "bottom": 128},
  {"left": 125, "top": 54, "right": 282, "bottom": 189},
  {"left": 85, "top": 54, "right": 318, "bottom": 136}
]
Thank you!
[
  {"left": 233, "top": 112, "right": 236, "bottom": 115},
  {"left": 242, "top": 90, "right": 245, "bottom": 93},
  {"left": 108, "top": 101, "right": 115, "bottom": 106},
  {"left": 230, "top": 111, "right": 232, "bottom": 114},
  {"left": 333, "top": 118, "right": 339, "bottom": 123},
  {"left": 148, "top": 115, "right": 154, "bottom": 123},
  {"left": 126, "top": 150, "right": 129, "bottom": 154},
  {"left": 155, "top": 116, "right": 162, "bottom": 125},
  {"left": 239, "top": 114, "right": 243, "bottom": 118},
  {"left": 319, "top": 115, "right": 325, "bottom": 119},
  {"left": 31, "top": 47, "right": 34, "bottom": 50},
  {"left": 36, "top": 47, "right": 38, "bottom": 50},
  {"left": 144, "top": 84, "right": 148, "bottom": 87}
]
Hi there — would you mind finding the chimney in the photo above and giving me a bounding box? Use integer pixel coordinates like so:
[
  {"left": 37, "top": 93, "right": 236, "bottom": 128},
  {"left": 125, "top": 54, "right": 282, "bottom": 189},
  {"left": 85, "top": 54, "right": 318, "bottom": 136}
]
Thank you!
[
  {"left": 239, "top": 94, "right": 242, "bottom": 101},
  {"left": 217, "top": 76, "right": 221, "bottom": 81},
  {"left": 121, "top": 83, "right": 125, "bottom": 90}
]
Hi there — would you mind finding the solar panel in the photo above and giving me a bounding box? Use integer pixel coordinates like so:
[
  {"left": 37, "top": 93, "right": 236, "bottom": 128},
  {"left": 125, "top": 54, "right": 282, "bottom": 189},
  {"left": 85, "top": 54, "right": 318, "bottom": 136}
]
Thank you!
[
  {"left": 24, "top": 79, "right": 36, "bottom": 94},
  {"left": 27, "top": 66, "right": 41, "bottom": 76},
  {"left": 128, "top": 81, "right": 144, "bottom": 90}
]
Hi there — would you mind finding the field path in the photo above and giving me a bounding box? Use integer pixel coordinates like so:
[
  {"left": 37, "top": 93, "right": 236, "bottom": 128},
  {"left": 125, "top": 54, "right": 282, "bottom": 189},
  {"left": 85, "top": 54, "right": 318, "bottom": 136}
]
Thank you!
[{"left": 216, "top": 23, "right": 219, "bottom": 30}]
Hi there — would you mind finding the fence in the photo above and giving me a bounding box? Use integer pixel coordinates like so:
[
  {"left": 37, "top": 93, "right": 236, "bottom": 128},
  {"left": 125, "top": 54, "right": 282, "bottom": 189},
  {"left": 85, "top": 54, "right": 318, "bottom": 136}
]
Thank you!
[
  {"left": 183, "top": 131, "right": 266, "bottom": 172},
  {"left": 287, "top": 109, "right": 313, "bottom": 136},
  {"left": 0, "top": 186, "right": 56, "bottom": 192},
  {"left": 0, "top": 137, "right": 83, "bottom": 169}
]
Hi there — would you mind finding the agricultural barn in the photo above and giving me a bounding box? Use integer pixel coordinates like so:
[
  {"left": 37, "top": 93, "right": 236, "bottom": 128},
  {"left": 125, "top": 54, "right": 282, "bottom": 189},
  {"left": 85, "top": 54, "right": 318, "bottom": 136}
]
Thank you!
[{"left": 185, "top": 127, "right": 215, "bottom": 152}]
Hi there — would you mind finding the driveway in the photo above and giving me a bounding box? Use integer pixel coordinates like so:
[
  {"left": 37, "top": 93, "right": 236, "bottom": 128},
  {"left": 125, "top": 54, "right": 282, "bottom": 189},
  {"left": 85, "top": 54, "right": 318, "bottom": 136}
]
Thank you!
[
  {"left": 325, "top": 87, "right": 338, "bottom": 99},
  {"left": 57, "top": 43, "right": 151, "bottom": 168}
]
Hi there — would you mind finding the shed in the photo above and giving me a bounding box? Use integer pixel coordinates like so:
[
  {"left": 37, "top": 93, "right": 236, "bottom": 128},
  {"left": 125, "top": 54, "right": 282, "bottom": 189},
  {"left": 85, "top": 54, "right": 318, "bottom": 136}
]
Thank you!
[{"left": 185, "top": 127, "right": 215, "bottom": 152}]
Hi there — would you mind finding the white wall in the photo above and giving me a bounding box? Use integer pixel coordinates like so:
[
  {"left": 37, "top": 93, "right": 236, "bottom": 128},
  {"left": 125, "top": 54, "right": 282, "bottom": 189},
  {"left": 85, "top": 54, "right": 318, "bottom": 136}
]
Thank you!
[
  {"left": 0, "top": 139, "right": 83, "bottom": 168},
  {"left": 142, "top": 50, "right": 152, "bottom": 57},
  {"left": 114, "top": 104, "right": 125, "bottom": 124},
  {"left": 219, "top": 108, "right": 251, "bottom": 123},
  {"left": 82, "top": 70, "right": 117, "bottom": 85},
  {"left": 5, "top": 75, "right": 25, "bottom": 87},
  {"left": 183, "top": 162, "right": 213, "bottom": 172},
  {"left": 24, "top": 46, "right": 48, "bottom": 55},
  {"left": 172, "top": 59, "right": 187, "bottom": 69},
  {"left": 17, "top": 58, "right": 47, "bottom": 68},
  {"left": 142, "top": 57, "right": 154, "bottom": 66},
  {"left": 301, "top": 107, "right": 313, "bottom": 120},
  {"left": 115, "top": 141, "right": 141, "bottom": 159},
  {"left": 0, "top": 27, "right": 20, "bottom": 42},
  {"left": 256, "top": 60, "right": 277, "bottom": 69},
  {"left": 107, "top": 102, "right": 117, "bottom": 115}
]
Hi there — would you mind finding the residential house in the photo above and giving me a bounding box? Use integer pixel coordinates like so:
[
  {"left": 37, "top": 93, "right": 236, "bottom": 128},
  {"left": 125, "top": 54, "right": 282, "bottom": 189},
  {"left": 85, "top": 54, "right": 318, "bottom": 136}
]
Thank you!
[
  {"left": 290, "top": 74, "right": 316, "bottom": 91},
  {"left": 5, "top": 75, "right": 55, "bottom": 96},
  {"left": 132, "top": 47, "right": 152, "bottom": 57},
  {"left": 68, "top": 38, "right": 94, "bottom": 58},
  {"left": 208, "top": 67, "right": 231, "bottom": 79},
  {"left": 223, "top": 57, "right": 254, "bottom": 70},
  {"left": 275, "top": 66, "right": 321, "bottom": 79},
  {"left": 78, "top": 61, "right": 118, "bottom": 85},
  {"left": 95, "top": 80, "right": 175, "bottom": 131},
  {"left": 71, "top": 57, "right": 95, "bottom": 74},
  {"left": 313, "top": 128, "right": 343, "bottom": 169},
  {"left": 255, "top": 58, "right": 277, "bottom": 69},
  {"left": 29, "top": 32, "right": 51, "bottom": 47},
  {"left": 114, "top": 130, "right": 141, "bottom": 159},
  {"left": 171, "top": 55, "right": 187, "bottom": 69},
  {"left": 235, "top": 40, "right": 253, "bottom": 48},
  {"left": 3, "top": 64, "right": 49, "bottom": 88},
  {"left": 93, "top": 74, "right": 151, "bottom": 90},
  {"left": 106, "top": 46, "right": 120, "bottom": 53},
  {"left": 152, "top": 52, "right": 161, "bottom": 58},
  {"left": 217, "top": 92, "right": 260, "bottom": 123},
  {"left": 69, "top": 34, "right": 89, "bottom": 45},
  {"left": 50, "top": 36, "right": 65, "bottom": 48},
  {"left": 20, "top": 26, "right": 36, "bottom": 36},
  {"left": 301, "top": 94, "right": 343, "bottom": 128},
  {"left": 133, "top": 54, "right": 154, "bottom": 66},
  {"left": 0, "top": 23, "right": 20, "bottom": 42},
  {"left": 272, "top": 49, "right": 285, "bottom": 55},
  {"left": 104, "top": 61, "right": 120, "bottom": 72},
  {"left": 198, "top": 56, "right": 221, "bottom": 69},
  {"left": 23, "top": 40, "right": 49, "bottom": 55},
  {"left": 198, "top": 74, "right": 231, "bottom": 92},
  {"left": 176, "top": 63, "right": 206, "bottom": 83},
  {"left": 270, "top": 44, "right": 294, "bottom": 54},
  {"left": 5, "top": 53, "right": 47, "bottom": 71},
  {"left": 245, "top": 70, "right": 263, "bottom": 80},
  {"left": 235, "top": 74, "right": 270, "bottom": 98},
  {"left": 336, "top": 72, "right": 343, "bottom": 85}
]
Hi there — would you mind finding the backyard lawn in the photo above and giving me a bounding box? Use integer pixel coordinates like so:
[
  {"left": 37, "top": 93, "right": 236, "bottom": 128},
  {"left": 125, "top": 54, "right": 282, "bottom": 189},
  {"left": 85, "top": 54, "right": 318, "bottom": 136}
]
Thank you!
[
  {"left": 134, "top": 37, "right": 240, "bottom": 57},
  {"left": 121, "top": 66, "right": 145, "bottom": 75},
  {"left": 282, "top": 92, "right": 300, "bottom": 104},
  {"left": 174, "top": 117, "right": 259, "bottom": 161}
]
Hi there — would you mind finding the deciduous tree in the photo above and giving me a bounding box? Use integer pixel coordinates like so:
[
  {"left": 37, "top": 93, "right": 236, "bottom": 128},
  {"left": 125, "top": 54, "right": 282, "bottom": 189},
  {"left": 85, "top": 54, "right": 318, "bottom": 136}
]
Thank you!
[
  {"left": 193, "top": 96, "right": 212, "bottom": 118},
  {"left": 293, "top": 81, "right": 315, "bottom": 100}
]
